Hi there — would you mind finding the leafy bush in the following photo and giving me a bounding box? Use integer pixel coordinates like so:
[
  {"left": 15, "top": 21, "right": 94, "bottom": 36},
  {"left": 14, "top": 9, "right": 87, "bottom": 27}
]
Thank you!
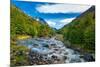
[{"left": 10, "top": 44, "right": 29, "bottom": 66}]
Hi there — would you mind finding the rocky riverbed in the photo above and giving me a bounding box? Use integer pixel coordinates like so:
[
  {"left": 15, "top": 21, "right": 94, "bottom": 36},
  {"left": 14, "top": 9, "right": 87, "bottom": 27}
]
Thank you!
[{"left": 17, "top": 37, "right": 94, "bottom": 65}]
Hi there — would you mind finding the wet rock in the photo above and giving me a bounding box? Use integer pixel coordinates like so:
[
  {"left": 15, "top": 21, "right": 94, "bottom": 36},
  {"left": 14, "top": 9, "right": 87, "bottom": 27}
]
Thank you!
[
  {"left": 33, "top": 44, "right": 39, "bottom": 47},
  {"left": 64, "top": 52, "right": 68, "bottom": 55},
  {"left": 54, "top": 48, "right": 59, "bottom": 51},
  {"left": 50, "top": 44, "right": 56, "bottom": 47},
  {"left": 56, "top": 58, "right": 60, "bottom": 61},
  {"left": 83, "top": 54, "right": 95, "bottom": 62},
  {"left": 43, "top": 44, "right": 49, "bottom": 48},
  {"left": 51, "top": 55, "right": 57, "bottom": 59},
  {"left": 63, "top": 56, "right": 67, "bottom": 60},
  {"left": 28, "top": 50, "right": 53, "bottom": 65}
]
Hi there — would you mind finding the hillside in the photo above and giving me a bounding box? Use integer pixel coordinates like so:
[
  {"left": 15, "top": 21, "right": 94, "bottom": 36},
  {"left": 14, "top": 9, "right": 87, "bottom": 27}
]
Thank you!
[
  {"left": 11, "top": 5, "right": 55, "bottom": 40},
  {"left": 59, "top": 6, "right": 95, "bottom": 53}
]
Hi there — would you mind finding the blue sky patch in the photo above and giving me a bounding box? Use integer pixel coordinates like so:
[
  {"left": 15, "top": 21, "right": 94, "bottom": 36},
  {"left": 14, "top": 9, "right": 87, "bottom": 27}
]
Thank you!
[{"left": 11, "top": 0, "right": 91, "bottom": 29}]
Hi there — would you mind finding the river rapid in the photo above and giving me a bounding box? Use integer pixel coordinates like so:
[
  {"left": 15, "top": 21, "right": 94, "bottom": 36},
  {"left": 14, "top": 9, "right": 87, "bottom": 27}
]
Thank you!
[{"left": 17, "top": 37, "right": 85, "bottom": 64}]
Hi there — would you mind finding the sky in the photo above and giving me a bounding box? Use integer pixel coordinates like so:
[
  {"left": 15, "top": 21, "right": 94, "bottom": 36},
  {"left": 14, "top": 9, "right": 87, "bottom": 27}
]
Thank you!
[{"left": 11, "top": 0, "right": 92, "bottom": 29}]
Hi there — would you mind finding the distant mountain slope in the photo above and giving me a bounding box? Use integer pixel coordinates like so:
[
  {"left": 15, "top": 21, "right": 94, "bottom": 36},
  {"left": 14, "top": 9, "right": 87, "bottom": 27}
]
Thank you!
[
  {"left": 11, "top": 5, "right": 55, "bottom": 40},
  {"left": 59, "top": 6, "right": 95, "bottom": 53},
  {"left": 34, "top": 17, "right": 47, "bottom": 25}
]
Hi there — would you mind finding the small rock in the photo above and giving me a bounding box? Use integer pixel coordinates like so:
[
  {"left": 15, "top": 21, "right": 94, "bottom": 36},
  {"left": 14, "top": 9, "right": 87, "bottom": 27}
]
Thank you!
[
  {"left": 51, "top": 55, "right": 57, "bottom": 59},
  {"left": 63, "top": 56, "right": 67, "bottom": 60}
]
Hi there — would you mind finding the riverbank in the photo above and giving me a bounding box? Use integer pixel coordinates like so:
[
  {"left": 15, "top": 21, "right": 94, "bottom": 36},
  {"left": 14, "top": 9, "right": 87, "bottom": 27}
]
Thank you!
[
  {"left": 63, "top": 40, "right": 95, "bottom": 62},
  {"left": 11, "top": 34, "right": 95, "bottom": 66}
]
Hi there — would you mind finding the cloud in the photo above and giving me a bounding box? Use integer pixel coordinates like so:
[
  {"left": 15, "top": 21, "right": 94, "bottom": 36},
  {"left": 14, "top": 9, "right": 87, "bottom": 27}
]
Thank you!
[
  {"left": 60, "top": 17, "right": 75, "bottom": 24},
  {"left": 56, "top": 18, "right": 75, "bottom": 29},
  {"left": 45, "top": 20, "right": 56, "bottom": 27},
  {"left": 36, "top": 4, "right": 91, "bottom": 13},
  {"left": 45, "top": 17, "right": 75, "bottom": 29}
]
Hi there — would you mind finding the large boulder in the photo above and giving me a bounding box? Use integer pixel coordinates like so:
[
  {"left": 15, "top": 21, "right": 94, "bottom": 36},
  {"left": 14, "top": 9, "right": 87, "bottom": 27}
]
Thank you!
[{"left": 83, "top": 54, "right": 95, "bottom": 62}]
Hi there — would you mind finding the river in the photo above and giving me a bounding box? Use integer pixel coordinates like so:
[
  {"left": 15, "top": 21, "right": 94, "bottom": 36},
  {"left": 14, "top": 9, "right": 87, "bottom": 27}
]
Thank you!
[{"left": 17, "top": 37, "right": 85, "bottom": 64}]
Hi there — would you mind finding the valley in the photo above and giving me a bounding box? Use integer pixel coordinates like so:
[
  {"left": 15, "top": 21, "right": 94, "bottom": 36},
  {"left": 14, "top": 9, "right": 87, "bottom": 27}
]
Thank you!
[{"left": 10, "top": 5, "right": 95, "bottom": 66}]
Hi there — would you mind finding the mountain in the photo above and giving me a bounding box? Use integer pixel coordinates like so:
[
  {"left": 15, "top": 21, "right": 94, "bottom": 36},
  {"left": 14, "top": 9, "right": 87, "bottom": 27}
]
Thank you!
[
  {"left": 11, "top": 5, "right": 55, "bottom": 40},
  {"left": 59, "top": 6, "right": 95, "bottom": 53},
  {"left": 34, "top": 17, "right": 47, "bottom": 25}
]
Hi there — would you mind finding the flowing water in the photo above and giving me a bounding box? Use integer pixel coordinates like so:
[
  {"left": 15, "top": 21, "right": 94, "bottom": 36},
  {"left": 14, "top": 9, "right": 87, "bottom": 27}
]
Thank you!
[{"left": 17, "top": 37, "right": 85, "bottom": 63}]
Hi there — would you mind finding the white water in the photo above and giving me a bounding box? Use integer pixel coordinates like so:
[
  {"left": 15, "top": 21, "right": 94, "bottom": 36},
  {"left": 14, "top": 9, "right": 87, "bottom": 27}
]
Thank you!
[{"left": 17, "top": 37, "right": 85, "bottom": 63}]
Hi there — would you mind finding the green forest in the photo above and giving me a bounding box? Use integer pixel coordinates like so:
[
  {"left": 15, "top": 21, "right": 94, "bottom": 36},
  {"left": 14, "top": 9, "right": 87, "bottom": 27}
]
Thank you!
[
  {"left": 11, "top": 5, "right": 55, "bottom": 40},
  {"left": 58, "top": 6, "right": 95, "bottom": 53}
]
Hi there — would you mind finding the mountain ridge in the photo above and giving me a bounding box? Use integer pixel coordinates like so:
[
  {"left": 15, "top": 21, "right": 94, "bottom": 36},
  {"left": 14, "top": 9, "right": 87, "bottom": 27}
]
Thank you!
[
  {"left": 61, "top": 6, "right": 95, "bottom": 29},
  {"left": 11, "top": 5, "right": 55, "bottom": 40},
  {"left": 59, "top": 6, "right": 95, "bottom": 53}
]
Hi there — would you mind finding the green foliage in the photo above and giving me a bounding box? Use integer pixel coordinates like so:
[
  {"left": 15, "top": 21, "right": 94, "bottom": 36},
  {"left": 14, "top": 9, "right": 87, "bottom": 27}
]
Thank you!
[
  {"left": 59, "top": 6, "right": 95, "bottom": 53},
  {"left": 66, "top": 28, "right": 84, "bottom": 44},
  {"left": 10, "top": 44, "right": 29, "bottom": 66},
  {"left": 83, "top": 25, "right": 95, "bottom": 50},
  {"left": 11, "top": 5, "right": 55, "bottom": 39},
  {"left": 38, "top": 24, "right": 55, "bottom": 37}
]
